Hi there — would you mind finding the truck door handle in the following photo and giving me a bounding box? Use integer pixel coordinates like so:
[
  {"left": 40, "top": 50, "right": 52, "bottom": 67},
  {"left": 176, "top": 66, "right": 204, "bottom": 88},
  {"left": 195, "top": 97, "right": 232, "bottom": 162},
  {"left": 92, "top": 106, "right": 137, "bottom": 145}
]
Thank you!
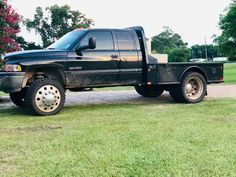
[{"left": 111, "top": 54, "right": 118, "bottom": 59}]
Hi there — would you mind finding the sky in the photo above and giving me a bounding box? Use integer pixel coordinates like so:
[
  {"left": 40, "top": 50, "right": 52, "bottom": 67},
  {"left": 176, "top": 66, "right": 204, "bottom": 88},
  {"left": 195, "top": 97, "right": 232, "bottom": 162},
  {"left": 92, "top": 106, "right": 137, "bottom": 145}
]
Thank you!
[{"left": 9, "top": 0, "right": 232, "bottom": 46}]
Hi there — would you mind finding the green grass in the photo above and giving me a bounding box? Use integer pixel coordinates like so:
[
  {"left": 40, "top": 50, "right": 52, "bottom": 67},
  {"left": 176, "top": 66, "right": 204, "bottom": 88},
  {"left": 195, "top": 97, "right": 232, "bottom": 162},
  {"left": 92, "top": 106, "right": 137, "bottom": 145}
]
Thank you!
[
  {"left": 0, "top": 92, "right": 7, "bottom": 96},
  {"left": 0, "top": 99, "right": 235, "bottom": 176},
  {"left": 224, "top": 63, "right": 236, "bottom": 84}
]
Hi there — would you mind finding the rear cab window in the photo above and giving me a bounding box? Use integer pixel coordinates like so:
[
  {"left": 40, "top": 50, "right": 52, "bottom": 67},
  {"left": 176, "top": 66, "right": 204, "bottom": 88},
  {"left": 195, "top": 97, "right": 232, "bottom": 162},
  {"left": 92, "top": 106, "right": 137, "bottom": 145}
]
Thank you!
[
  {"left": 115, "top": 30, "right": 140, "bottom": 51},
  {"left": 116, "top": 31, "right": 134, "bottom": 50}
]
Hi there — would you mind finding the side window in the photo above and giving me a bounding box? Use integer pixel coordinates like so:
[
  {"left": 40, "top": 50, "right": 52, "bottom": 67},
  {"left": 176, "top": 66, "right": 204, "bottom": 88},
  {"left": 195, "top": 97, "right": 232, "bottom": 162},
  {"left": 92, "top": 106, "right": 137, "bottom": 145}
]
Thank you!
[
  {"left": 134, "top": 35, "right": 141, "bottom": 50},
  {"left": 80, "top": 31, "right": 114, "bottom": 50},
  {"left": 116, "top": 31, "right": 135, "bottom": 50}
]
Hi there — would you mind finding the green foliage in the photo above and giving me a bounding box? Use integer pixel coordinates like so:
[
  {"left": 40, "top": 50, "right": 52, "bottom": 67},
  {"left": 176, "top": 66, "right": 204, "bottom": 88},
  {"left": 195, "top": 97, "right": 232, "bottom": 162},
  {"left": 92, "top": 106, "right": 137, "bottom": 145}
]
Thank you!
[
  {"left": 151, "top": 27, "right": 188, "bottom": 54},
  {"left": 0, "top": 0, "right": 21, "bottom": 54},
  {"left": 16, "top": 36, "right": 42, "bottom": 50},
  {"left": 168, "top": 48, "right": 190, "bottom": 62},
  {"left": 151, "top": 27, "right": 190, "bottom": 62},
  {"left": 0, "top": 99, "right": 235, "bottom": 176},
  {"left": 216, "top": 0, "right": 236, "bottom": 61},
  {"left": 24, "top": 5, "right": 93, "bottom": 48},
  {"left": 191, "top": 44, "right": 221, "bottom": 59}
]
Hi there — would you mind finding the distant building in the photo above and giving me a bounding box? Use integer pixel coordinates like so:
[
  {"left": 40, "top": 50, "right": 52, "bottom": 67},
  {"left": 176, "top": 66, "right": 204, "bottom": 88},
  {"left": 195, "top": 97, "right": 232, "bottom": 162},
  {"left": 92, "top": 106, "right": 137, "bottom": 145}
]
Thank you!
[
  {"left": 189, "top": 58, "right": 208, "bottom": 63},
  {"left": 213, "top": 57, "right": 228, "bottom": 62}
]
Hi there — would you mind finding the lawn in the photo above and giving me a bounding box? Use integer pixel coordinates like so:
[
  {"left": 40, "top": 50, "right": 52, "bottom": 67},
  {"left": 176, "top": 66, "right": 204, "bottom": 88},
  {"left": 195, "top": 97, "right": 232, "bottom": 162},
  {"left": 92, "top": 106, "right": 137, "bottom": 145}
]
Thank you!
[
  {"left": 224, "top": 63, "right": 236, "bottom": 84},
  {"left": 0, "top": 92, "right": 7, "bottom": 96},
  {"left": 0, "top": 99, "right": 235, "bottom": 176}
]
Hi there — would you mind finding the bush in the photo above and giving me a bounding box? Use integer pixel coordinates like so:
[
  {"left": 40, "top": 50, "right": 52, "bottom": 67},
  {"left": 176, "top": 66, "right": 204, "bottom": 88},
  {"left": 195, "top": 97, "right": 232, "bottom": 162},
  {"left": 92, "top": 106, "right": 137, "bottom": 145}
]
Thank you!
[
  {"left": 229, "top": 56, "right": 236, "bottom": 61},
  {"left": 168, "top": 48, "right": 191, "bottom": 62}
]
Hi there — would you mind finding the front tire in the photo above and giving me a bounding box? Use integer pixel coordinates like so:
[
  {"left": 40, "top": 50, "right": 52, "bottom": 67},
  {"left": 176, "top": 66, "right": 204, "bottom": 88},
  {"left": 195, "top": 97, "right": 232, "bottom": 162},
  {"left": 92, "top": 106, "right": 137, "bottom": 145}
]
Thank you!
[
  {"left": 169, "top": 72, "right": 207, "bottom": 103},
  {"left": 135, "top": 85, "right": 164, "bottom": 98},
  {"left": 25, "top": 78, "right": 65, "bottom": 116}
]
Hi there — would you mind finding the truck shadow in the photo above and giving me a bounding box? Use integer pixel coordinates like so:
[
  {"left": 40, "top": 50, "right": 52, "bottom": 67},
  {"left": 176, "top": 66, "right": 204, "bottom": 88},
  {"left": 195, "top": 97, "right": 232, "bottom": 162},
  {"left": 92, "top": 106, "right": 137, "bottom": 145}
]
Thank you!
[
  {"left": 0, "top": 106, "right": 28, "bottom": 116},
  {"left": 0, "top": 97, "right": 10, "bottom": 103},
  {"left": 127, "top": 94, "right": 175, "bottom": 104},
  {"left": 0, "top": 97, "right": 29, "bottom": 116}
]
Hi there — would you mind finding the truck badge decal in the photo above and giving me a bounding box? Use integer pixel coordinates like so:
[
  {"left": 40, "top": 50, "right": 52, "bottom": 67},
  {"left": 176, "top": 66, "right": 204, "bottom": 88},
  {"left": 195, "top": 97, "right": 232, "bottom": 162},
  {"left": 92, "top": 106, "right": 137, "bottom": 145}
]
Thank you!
[{"left": 69, "top": 67, "right": 82, "bottom": 70}]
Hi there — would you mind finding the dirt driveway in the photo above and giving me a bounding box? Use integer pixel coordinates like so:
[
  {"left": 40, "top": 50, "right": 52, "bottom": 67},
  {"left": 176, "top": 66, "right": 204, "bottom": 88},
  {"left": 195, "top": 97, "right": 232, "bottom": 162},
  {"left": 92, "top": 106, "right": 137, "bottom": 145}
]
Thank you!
[{"left": 0, "top": 84, "right": 235, "bottom": 108}]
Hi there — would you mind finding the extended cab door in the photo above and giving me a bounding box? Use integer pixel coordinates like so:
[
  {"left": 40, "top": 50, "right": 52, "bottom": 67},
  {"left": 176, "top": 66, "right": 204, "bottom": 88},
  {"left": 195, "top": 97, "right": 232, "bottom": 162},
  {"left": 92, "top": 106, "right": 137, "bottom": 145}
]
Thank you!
[
  {"left": 67, "top": 30, "right": 120, "bottom": 87},
  {"left": 115, "top": 30, "right": 142, "bottom": 84}
]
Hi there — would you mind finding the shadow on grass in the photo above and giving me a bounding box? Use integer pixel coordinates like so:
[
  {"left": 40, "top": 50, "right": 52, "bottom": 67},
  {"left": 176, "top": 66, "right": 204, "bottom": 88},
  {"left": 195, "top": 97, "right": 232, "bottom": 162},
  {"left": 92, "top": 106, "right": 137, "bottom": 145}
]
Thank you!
[
  {"left": 0, "top": 107, "right": 29, "bottom": 116},
  {"left": 123, "top": 94, "right": 175, "bottom": 104},
  {"left": 0, "top": 96, "right": 10, "bottom": 103}
]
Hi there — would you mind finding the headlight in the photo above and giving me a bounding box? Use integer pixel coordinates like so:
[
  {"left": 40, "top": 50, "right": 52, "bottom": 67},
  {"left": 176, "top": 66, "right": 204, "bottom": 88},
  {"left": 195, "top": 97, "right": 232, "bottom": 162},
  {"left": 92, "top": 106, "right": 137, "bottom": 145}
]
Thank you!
[
  {"left": 0, "top": 55, "right": 4, "bottom": 69},
  {"left": 5, "top": 64, "right": 22, "bottom": 72}
]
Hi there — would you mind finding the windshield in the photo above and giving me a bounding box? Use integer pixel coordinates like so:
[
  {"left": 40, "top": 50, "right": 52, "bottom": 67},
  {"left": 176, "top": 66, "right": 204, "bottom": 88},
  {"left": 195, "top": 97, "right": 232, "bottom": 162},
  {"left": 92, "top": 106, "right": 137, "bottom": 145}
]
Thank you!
[{"left": 47, "top": 30, "right": 87, "bottom": 50}]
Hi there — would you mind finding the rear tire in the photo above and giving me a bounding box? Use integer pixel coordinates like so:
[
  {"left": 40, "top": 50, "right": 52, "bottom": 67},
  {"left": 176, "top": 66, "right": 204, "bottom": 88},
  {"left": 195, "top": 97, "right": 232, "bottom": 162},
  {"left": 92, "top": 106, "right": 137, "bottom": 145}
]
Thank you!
[
  {"left": 10, "top": 90, "right": 26, "bottom": 107},
  {"left": 135, "top": 85, "right": 164, "bottom": 98},
  {"left": 25, "top": 78, "right": 65, "bottom": 116},
  {"left": 169, "top": 72, "right": 207, "bottom": 103}
]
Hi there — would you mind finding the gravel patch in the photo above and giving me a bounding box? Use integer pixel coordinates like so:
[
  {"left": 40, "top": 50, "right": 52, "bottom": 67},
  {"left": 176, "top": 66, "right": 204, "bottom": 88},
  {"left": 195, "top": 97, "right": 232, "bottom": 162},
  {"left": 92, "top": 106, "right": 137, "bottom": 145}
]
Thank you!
[{"left": 0, "top": 84, "right": 235, "bottom": 109}]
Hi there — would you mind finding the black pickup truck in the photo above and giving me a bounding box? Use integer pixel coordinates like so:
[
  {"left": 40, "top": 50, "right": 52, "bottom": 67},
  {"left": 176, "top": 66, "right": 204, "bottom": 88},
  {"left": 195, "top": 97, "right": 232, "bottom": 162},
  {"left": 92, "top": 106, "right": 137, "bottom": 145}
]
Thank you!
[{"left": 0, "top": 27, "right": 223, "bottom": 115}]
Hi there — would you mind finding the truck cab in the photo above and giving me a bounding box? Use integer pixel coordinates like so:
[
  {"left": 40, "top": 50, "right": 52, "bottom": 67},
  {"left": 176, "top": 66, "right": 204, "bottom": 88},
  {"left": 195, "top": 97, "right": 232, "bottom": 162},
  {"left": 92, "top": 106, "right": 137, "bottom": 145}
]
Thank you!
[{"left": 65, "top": 28, "right": 142, "bottom": 87}]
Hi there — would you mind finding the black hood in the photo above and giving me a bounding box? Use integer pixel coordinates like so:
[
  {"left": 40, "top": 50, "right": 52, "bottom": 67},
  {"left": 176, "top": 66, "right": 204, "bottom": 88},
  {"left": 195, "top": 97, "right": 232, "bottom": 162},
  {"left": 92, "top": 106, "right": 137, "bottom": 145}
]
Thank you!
[{"left": 4, "top": 49, "right": 68, "bottom": 61}]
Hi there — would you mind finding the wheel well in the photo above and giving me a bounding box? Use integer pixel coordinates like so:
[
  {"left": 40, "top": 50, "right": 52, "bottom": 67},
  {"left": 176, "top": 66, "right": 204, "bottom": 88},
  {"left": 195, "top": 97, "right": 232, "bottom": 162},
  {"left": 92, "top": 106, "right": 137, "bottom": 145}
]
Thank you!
[
  {"left": 22, "top": 68, "right": 66, "bottom": 88},
  {"left": 181, "top": 67, "right": 207, "bottom": 82}
]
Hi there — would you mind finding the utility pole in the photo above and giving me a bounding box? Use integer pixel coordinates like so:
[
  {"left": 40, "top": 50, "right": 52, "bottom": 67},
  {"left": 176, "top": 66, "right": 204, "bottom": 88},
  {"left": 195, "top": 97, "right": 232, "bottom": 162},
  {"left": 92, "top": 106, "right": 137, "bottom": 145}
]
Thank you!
[{"left": 204, "top": 37, "right": 208, "bottom": 60}]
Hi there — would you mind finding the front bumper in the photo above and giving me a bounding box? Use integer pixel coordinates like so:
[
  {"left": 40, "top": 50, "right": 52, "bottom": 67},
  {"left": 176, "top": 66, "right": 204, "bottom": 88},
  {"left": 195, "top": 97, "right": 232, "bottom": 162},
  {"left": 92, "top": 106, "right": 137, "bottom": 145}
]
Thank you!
[{"left": 0, "top": 72, "right": 25, "bottom": 93}]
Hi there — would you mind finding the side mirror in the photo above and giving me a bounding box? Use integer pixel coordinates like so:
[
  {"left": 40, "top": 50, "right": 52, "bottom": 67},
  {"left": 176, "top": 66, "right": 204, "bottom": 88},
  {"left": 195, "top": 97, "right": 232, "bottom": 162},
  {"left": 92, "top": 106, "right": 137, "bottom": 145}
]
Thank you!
[
  {"left": 76, "top": 37, "right": 96, "bottom": 53},
  {"left": 88, "top": 37, "right": 96, "bottom": 49}
]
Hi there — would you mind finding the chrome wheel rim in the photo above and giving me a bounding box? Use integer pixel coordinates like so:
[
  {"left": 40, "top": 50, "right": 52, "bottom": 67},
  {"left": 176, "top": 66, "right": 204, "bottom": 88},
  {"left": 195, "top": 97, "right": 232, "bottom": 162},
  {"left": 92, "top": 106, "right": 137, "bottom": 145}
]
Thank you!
[
  {"left": 35, "top": 85, "right": 61, "bottom": 113},
  {"left": 185, "top": 77, "right": 203, "bottom": 100}
]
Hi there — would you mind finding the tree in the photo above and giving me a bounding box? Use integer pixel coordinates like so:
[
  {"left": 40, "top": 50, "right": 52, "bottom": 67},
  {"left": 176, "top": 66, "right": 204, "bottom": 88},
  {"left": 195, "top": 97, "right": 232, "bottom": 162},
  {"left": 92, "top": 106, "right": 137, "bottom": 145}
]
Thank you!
[
  {"left": 151, "top": 27, "right": 190, "bottom": 62},
  {"left": 151, "top": 26, "right": 188, "bottom": 54},
  {"left": 25, "top": 5, "right": 93, "bottom": 48},
  {"left": 15, "top": 36, "right": 42, "bottom": 50},
  {"left": 216, "top": 0, "right": 236, "bottom": 61},
  {"left": 0, "top": 0, "right": 21, "bottom": 54},
  {"left": 191, "top": 44, "right": 221, "bottom": 59},
  {"left": 168, "top": 48, "right": 190, "bottom": 62}
]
